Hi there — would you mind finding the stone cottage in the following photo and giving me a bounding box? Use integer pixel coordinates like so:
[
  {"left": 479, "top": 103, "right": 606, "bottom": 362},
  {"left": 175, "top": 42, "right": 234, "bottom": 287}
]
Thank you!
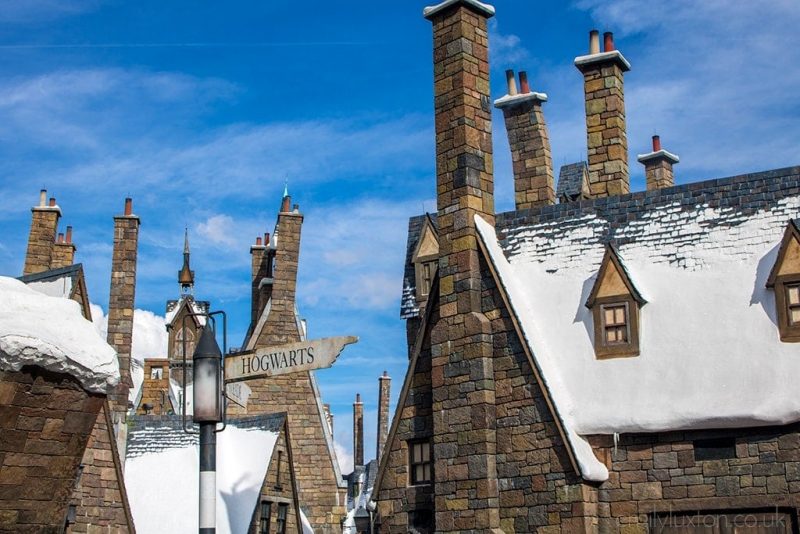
[{"left": 373, "top": 0, "right": 800, "bottom": 532}]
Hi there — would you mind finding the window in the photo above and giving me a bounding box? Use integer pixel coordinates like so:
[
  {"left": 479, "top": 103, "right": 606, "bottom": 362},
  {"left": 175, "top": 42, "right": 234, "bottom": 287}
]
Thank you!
[
  {"left": 274, "top": 450, "right": 283, "bottom": 490},
  {"left": 409, "top": 440, "right": 432, "bottom": 485},
  {"left": 601, "top": 303, "right": 629, "bottom": 345},
  {"left": 173, "top": 327, "right": 196, "bottom": 359},
  {"left": 412, "top": 216, "right": 439, "bottom": 303},
  {"left": 586, "top": 245, "right": 645, "bottom": 359},
  {"left": 694, "top": 437, "right": 736, "bottom": 462},
  {"left": 276, "top": 504, "right": 288, "bottom": 534},
  {"left": 150, "top": 366, "right": 164, "bottom": 380},
  {"left": 787, "top": 283, "right": 800, "bottom": 326},
  {"left": 260, "top": 501, "right": 272, "bottom": 534},
  {"left": 767, "top": 221, "right": 800, "bottom": 342},
  {"left": 420, "top": 261, "right": 436, "bottom": 298}
]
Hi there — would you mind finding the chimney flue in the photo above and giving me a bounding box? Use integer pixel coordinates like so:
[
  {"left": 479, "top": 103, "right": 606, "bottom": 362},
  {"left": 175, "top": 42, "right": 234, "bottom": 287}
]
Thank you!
[
  {"left": 256, "top": 236, "right": 263, "bottom": 246},
  {"left": 638, "top": 134, "right": 679, "bottom": 191},
  {"left": 652, "top": 135, "right": 661, "bottom": 152},
  {"left": 519, "top": 71, "right": 531, "bottom": 94},
  {"left": 589, "top": 30, "right": 600, "bottom": 54},
  {"left": 57, "top": 233, "right": 64, "bottom": 243},
  {"left": 280, "top": 195, "right": 291, "bottom": 213},
  {"left": 377, "top": 370, "right": 391, "bottom": 462},
  {"left": 65, "top": 226, "right": 73, "bottom": 244},
  {"left": 505, "top": 69, "right": 518, "bottom": 96},
  {"left": 604, "top": 31, "right": 615, "bottom": 52},
  {"left": 39, "top": 189, "right": 47, "bottom": 207},
  {"left": 353, "top": 393, "right": 364, "bottom": 467},
  {"left": 124, "top": 197, "right": 132, "bottom": 216},
  {"left": 48, "top": 197, "right": 56, "bottom": 207}
]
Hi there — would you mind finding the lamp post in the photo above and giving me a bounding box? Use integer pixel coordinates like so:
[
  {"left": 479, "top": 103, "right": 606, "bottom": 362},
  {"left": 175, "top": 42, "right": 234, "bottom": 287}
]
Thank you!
[{"left": 193, "top": 325, "right": 224, "bottom": 534}]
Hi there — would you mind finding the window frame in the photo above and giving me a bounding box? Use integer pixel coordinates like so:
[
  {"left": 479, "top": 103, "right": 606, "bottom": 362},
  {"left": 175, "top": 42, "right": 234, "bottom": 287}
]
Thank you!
[
  {"left": 260, "top": 501, "right": 272, "bottom": 534},
  {"left": 408, "top": 439, "right": 433, "bottom": 487},
  {"left": 775, "top": 275, "right": 800, "bottom": 342},
  {"left": 591, "top": 295, "right": 640, "bottom": 359},
  {"left": 275, "top": 503, "right": 288, "bottom": 534}
]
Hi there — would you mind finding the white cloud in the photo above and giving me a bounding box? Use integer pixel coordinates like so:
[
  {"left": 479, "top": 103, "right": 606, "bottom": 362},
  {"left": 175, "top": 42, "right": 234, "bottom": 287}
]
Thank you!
[
  {"left": 488, "top": 19, "right": 529, "bottom": 67},
  {"left": 90, "top": 303, "right": 168, "bottom": 363},
  {"left": 334, "top": 439, "right": 354, "bottom": 475},
  {"left": 197, "top": 214, "right": 239, "bottom": 250}
]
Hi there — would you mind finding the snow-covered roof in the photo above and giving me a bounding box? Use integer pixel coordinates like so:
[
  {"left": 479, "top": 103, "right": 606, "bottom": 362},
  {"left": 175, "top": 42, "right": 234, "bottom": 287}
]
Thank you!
[
  {"left": 344, "top": 459, "right": 378, "bottom": 532},
  {"left": 165, "top": 296, "right": 209, "bottom": 327},
  {"left": 476, "top": 165, "right": 800, "bottom": 481},
  {"left": 125, "top": 414, "right": 283, "bottom": 534},
  {"left": 0, "top": 276, "right": 119, "bottom": 393}
]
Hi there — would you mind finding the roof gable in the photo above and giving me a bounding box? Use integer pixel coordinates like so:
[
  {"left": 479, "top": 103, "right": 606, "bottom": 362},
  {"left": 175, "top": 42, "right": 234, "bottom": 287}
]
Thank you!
[
  {"left": 412, "top": 215, "right": 439, "bottom": 262},
  {"left": 767, "top": 219, "right": 800, "bottom": 287},
  {"left": 586, "top": 244, "right": 646, "bottom": 308}
]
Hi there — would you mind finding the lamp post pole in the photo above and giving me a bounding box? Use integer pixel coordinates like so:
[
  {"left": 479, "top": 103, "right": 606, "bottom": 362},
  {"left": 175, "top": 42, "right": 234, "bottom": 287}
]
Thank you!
[{"left": 199, "top": 423, "right": 216, "bottom": 534}]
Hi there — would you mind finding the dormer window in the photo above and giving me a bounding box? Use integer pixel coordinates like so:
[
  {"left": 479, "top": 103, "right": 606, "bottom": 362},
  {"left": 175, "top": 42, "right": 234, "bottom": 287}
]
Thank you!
[
  {"left": 766, "top": 220, "right": 800, "bottom": 342},
  {"left": 586, "top": 244, "right": 646, "bottom": 359},
  {"left": 413, "top": 216, "right": 439, "bottom": 303}
]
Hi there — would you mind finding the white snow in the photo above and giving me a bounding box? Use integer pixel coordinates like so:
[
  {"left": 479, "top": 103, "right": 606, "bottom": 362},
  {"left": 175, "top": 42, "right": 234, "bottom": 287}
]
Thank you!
[
  {"left": 476, "top": 195, "right": 800, "bottom": 482},
  {"left": 126, "top": 424, "right": 279, "bottom": 534},
  {"left": 423, "top": 0, "right": 495, "bottom": 19},
  {"left": 0, "top": 276, "right": 119, "bottom": 394},
  {"left": 300, "top": 509, "right": 314, "bottom": 534},
  {"left": 165, "top": 297, "right": 208, "bottom": 327},
  {"left": 26, "top": 276, "right": 73, "bottom": 299}
]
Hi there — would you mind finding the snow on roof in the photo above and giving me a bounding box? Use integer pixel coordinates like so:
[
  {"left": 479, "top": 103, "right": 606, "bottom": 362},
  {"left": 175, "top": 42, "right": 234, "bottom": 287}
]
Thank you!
[
  {"left": 165, "top": 297, "right": 209, "bottom": 327},
  {"left": 0, "top": 276, "right": 119, "bottom": 393},
  {"left": 126, "top": 414, "right": 283, "bottom": 534},
  {"left": 477, "top": 168, "right": 800, "bottom": 482}
]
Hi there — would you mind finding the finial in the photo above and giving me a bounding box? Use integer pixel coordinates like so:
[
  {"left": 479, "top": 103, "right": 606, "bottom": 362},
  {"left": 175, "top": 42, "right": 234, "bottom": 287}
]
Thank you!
[
  {"left": 283, "top": 177, "right": 289, "bottom": 198},
  {"left": 184, "top": 226, "right": 190, "bottom": 255}
]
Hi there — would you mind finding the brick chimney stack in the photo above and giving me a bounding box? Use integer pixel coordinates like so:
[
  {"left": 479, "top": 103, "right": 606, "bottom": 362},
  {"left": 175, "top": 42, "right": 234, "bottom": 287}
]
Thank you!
[
  {"left": 495, "top": 69, "right": 555, "bottom": 209},
  {"left": 250, "top": 234, "right": 268, "bottom": 332},
  {"left": 51, "top": 225, "right": 76, "bottom": 269},
  {"left": 106, "top": 197, "right": 140, "bottom": 457},
  {"left": 638, "top": 135, "right": 680, "bottom": 190},
  {"left": 376, "top": 371, "right": 391, "bottom": 462},
  {"left": 23, "top": 189, "right": 61, "bottom": 275},
  {"left": 353, "top": 393, "right": 364, "bottom": 467},
  {"left": 575, "top": 29, "right": 631, "bottom": 197},
  {"left": 424, "top": 0, "right": 501, "bottom": 530}
]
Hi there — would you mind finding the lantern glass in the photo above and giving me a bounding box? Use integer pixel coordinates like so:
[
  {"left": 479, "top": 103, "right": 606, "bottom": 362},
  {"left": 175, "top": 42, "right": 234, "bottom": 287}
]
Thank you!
[{"left": 192, "top": 327, "right": 223, "bottom": 423}]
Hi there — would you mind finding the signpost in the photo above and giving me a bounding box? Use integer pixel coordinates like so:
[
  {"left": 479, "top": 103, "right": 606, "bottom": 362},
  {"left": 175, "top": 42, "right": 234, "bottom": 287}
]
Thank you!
[{"left": 224, "top": 336, "right": 358, "bottom": 383}]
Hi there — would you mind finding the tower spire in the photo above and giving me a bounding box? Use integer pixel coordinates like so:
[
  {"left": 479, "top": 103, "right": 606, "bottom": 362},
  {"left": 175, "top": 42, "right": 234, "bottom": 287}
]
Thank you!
[{"left": 178, "top": 227, "right": 195, "bottom": 294}]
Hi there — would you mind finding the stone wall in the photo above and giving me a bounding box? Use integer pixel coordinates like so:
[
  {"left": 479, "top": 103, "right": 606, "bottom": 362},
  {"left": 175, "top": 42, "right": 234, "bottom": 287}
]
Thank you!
[
  {"left": 67, "top": 402, "right": 134, "bottom": 533},
  {"left": 377, "top": 372, "right": 391, "bottom": 462},
  {"left": 50, "top": 242, "right": 76, "bottom": 270},
  {"left": 136, "top": 359, "right": 171, "bottom": 415},
  {"left": 23, "top": 207, "right": 60, "bottom": 276},
  {"left": 0, "top": 368, "right": 103, "bottom": 533},
  {"left": 249, "top": 428, "right": 299, "bottom": 534}
]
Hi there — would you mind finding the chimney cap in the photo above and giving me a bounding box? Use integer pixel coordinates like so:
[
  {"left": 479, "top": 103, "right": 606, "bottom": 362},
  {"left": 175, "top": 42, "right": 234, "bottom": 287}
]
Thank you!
[
  {"left": 355, "top": 393, "right": 362, "bottom": 403},
  {"left": 637, "top": 139, "right": 680, "bottom": 165},
  {"left": 423, "top": 0, "right": 495, "bottom": 20},
  {"left": 574, "top": 49, "right": 631, "bottom": 72}
]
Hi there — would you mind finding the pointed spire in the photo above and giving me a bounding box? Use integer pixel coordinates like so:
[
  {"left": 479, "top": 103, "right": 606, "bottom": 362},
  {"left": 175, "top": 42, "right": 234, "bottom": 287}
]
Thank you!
[
  {"left": 283, "top": 178, "right": 289, "bottom": 199},
  {"left": 178, "top": 228, "right": 195, "bottom": 293}
]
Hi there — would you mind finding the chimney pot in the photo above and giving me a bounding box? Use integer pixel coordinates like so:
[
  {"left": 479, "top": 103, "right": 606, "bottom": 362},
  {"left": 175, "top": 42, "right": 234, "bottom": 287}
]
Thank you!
[
  {"left": 356, "top": 393, "right": 361, "bottom": 403},
  {"left": 39, "top": 189, "right": 47, "bottom": 207},
  {"left": 124, "top": 198, "right": 133, "bottom": 216},
  {"left": 66, "top": 226, "right": 73, "bottom": 244},
  {"left": 57, "top": 233, "right": 64, "bottom": 243},
  {"left": 383, "top": 370, "right": 388, "bottom": 377},
  {"left": 603, "top": 31, "right": 615, "bottom": 52},
  {"left": 652, "top": 135, "right": 661, "bottom": 152},
  {"left": 519, "top": 71, "right": 531, "bottom": 94},
  {"left": 589, "top": 30, "right": 601, "bottom": 54},
  {"left": 48, "top": 197, "right": 56, "bottom": 207},
  {"left": 292, "top": 203, "right": 299, "bottom": 213},
  {"left": 505, "top": 69, "right": 518, "bottom": 96},
  {"left": 265, "top": 232, "right": 270, "bottom": 245},
  {"left": 256, "top": 236, "right": 263, "bottom": 246}
]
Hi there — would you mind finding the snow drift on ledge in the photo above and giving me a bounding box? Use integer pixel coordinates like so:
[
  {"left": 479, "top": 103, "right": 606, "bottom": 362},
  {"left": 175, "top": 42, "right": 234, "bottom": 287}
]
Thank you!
[{"left": 0, "top": 276, "right": 119, "bottom": 393}]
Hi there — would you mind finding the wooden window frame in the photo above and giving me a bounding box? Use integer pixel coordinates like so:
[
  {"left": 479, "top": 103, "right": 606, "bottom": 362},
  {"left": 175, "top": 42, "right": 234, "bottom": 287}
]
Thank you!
[
  {"left": 592, "top": 296, "right": 640, "bottom": 359},
  {"left": 275, "top": 503, "right": 288, "bottom": 534},
  {"left": 414, "top": 259, "right": 438, "bottom": 302},
  {"left": 260, "top": 501, "right": 272, "bottom": 534},
  {"left": 273, "top": 450, "right": 283, "bottom": 491},
  {"left": 408, "top": 439, "right": 433, "bottom": 486},
  {"left": 775, "top": 276, "right": 800, "bottom": 342}
]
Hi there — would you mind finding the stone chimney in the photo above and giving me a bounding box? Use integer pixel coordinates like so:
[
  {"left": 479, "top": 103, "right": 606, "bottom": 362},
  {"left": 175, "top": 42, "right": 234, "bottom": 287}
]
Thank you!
[
  {"left": 376, "top": 371, "right": 391, "bottom": 462},
  {"left": 51, "top": 226, "right": 76, "bottom": 269},
  {"left": 495, "top": 69, "right": 555, "bottom": 209},
  {"left": 638, "top": 135, "right": 679, "bottom": 190},
  {"left": 353, "top": 393, "right": 364, "bottom": 467},
  {"left": 250, "top": 234, "right": 268, "bottom": 329},
  {"left": 23, "top": 190, "right": 61, "bottom": 275},
  {"left": 253, "top": 197, "right": 303, "bottom": 348},
  {"left": 106, "top": 197, "right": 140, "bottom": 453},
  {"left": 424, "top": 0, "right": 501, "bottom": 530},
  {"left": 575, "top": 30, "right": 631, "bottom": 197}
]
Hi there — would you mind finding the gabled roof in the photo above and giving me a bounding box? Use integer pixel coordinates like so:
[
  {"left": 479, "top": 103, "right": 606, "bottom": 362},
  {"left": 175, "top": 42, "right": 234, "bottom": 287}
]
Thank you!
[
  {"left": 478, "top": 165, "right": 800, "bottom": 482},
  {"left": 126, "top": 414, "right": 286, "bottom": 534},
  {"left": 556, "top": 161, "right": 589, "bottom": 203},
  {"left": 164, "top": 296, "right": 209, "bottom": 328},
  {"left": 18, "top": 263, "right": 92, "bottom": 320},
  {"left": 766, "top": 218, "right": 800, "bottom": 287},
  {"left": 400, "top": 213, "right": 438, "bottom": 319},
  {"left": 585, "top": 243, "right": 646, "bottom": 307}
]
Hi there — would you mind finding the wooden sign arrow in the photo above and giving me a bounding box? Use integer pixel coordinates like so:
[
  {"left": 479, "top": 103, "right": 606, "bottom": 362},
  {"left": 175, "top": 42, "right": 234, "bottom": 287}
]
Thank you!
[{"left": 224, "top": 336, "right": 358, "bottom": 383}]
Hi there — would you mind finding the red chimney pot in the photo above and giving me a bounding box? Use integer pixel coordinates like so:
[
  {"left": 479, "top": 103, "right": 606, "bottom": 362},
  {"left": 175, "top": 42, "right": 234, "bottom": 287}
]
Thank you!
[
  {"left": 48, "top": 197, "right": 56, "bottom": 207},
  {"left": 652, "top": 135, "right": 661, "bottom": 152},
  {"left": 124, "top": 198, "right": 132, "bottom": 216},
  {"left": 57, "top": 233, "right": 64, "bottom": 243},
  {"left": 256, "top": 236, "right": 263, "bottom": 246},
  {"left": 604, "top": 32, "right": 615, "bottom": 52},
  {"left": 519, "top": 71, "right": 531, "bottom": 94},
  {"left": 66, "top": 226, "right": 73, "bottom": 244}
]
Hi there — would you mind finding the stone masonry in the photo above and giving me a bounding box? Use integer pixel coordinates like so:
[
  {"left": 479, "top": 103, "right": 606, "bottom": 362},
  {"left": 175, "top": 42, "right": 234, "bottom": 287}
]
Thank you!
[
  {"left": 67, "top": 402, "right": 134, "bottom": 533},
  {"left": 496, "top": 82, "right": 555, "bottom": 210},
  {"left": 376, "top": 371, "right": 391, "bottom": 462},
  {"left": 575, "top": 33, "right": 631, "bottom": 197},
  {"left": 638, "top": 135, "right": 679, "bottom": 191},
  {"left": 106, "top": 198, "right": 139, "bottom": 462},
  {"left": 23, "top": 193, "right": 60, "bottom": 276},
  {"left": 51, "top": 230, "right": 76, "bottom": 270},
  {"left": 244, "top": 201, "right": 345, "bottom": 532},
  {"left": 354, "top": 394, "right": 364, "bottom": 467},
  {"left": 0, "top": 368, "right": 104, "bottom": 533},
  {"left": 425, "top": 1, "right": 501, "bottom": 531}
]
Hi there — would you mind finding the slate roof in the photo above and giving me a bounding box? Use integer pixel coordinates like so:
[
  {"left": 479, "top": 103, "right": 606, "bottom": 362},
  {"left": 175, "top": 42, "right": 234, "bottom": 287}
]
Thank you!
[{"left": 556, "top": 161, "right": 589, "bottom": 203}]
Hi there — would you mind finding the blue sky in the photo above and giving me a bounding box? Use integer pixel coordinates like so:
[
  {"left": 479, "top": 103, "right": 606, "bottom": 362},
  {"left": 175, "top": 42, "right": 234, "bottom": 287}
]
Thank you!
[{"left": 0, "top": 0, "right": 798, "bottom": 472}]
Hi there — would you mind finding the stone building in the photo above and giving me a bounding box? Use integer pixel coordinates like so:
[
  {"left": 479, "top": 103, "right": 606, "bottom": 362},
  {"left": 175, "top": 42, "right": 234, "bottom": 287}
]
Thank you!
[{"left": 373, "top": 0, "right": 800, "bottom": 532}]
